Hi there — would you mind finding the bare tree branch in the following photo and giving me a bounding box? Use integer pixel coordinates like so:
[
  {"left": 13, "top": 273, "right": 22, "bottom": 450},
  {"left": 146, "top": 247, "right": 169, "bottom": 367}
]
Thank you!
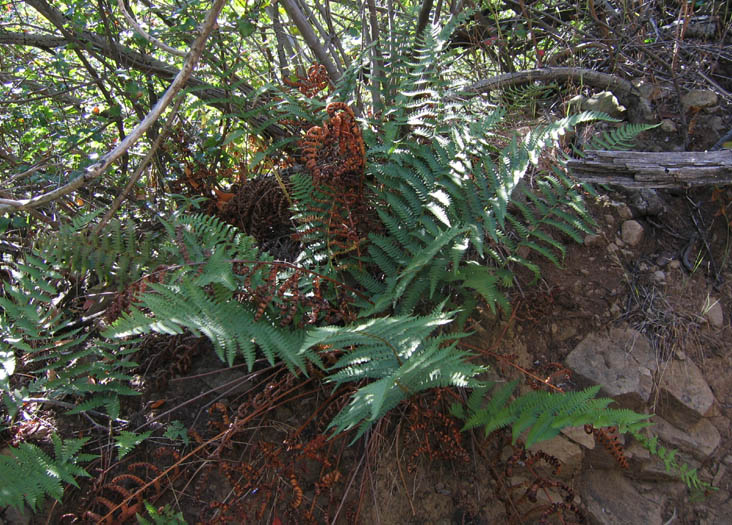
[
  {"left": 459, "top": 67, "right": 645, "bottom": 120},
  {"left": 0, "top": 0, "right": 229, "bottom": 214},
  {"left": 279, "top": 0, "right": 341, "bottom": 81},
  {"left": 0, "top": 28, "right": 66, "bottom": 49},
  {"left": 116, "top": 0, "right": 186, "bottom": 56},
  {"left": 0, "top": 71, "right": 86, "bottom": 109}
]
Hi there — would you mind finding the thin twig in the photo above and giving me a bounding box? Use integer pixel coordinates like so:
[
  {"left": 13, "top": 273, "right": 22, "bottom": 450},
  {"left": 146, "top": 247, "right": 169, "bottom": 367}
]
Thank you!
[{"left": 117, "top": 0, "right": 186, "bottom": 56}]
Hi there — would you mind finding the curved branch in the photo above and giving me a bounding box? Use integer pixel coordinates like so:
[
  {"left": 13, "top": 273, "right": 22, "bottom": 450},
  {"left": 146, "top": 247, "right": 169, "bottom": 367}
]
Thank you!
[
  {"left": 0, "top": 0, "right": 229, "bottom": 214},
  {"left": 116, "top": 0, "right": 186, "bottom": 57},
  {"left": 462, "top": 67, "right": 639, "bottom": 98},
  {"left": 459, "top": 67, "right": 645, "bottom": 119}
]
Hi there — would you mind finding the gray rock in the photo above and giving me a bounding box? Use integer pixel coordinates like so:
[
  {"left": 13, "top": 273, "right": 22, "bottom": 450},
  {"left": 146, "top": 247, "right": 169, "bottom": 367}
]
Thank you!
[
  {"left": 660, "top": 119, "right": 677, "bottom": 132},
  {"left": 579, "top": 470, "right": 664, "bottom": 525},
  {"left": 567, "top": 94, "right": 586, "bottom": 114},
  {"left": 561, "top": 425, "right": 596, "bottom": 449},
  {"left": 703, "top": 296, "right": 724, "bottom": 328},
  {"left": 633, "top": 80, "right": 672, "bottom": 102},
  {"left": 657, "top": 358, "right": 715, "bottom": 429},
  {"left": 650, "top": 416, "right": 721, "bottom": 460},
  {"left": 621, "top": 220, "right": 644, "bottom": 247},
  {"left": 681, "top": 89, "right": 718, "bottom": 111},
  {"left": 583, "top": 91, "right": 626, "bottom": 118},
  {"left": 566, "top": 328, "right": 657, "bottom": 410},
  {"left": 615, "top": 202, "right": 633, "bottom": 220},
  {"left": 528, "top": 435, "right": 583, "bottom": 478},
  {"left": 630, "top": 189, "right": 665, "bottom": 216},
  {"left": 584, "top": 234, "right": 604, "bottom": 247}
]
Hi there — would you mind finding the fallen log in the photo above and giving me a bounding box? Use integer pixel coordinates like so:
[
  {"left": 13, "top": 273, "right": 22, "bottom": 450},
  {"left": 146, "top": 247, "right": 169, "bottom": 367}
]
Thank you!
[{"left": 566, "top": 150, "right": 732, "bottom": 189}]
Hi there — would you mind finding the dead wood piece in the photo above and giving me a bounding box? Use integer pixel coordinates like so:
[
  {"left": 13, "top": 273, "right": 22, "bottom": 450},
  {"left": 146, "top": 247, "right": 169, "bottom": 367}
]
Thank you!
[{"left": 567, "top": 150, "right": 732, "bottom": 188}]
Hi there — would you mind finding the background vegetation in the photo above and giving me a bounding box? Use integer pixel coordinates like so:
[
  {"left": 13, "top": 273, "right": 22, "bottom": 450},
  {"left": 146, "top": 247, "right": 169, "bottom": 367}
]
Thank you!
[{"left": 1, "top": 0, "right": 729, "bottom": 522}]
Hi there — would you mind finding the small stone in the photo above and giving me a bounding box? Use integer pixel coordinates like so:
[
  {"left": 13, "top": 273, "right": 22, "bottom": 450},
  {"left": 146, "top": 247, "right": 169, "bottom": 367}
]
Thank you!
[
  {"left": 669, "top": 260, "right": 681, "bottom": 270},
  {"left": 584, "top": 234, "right": 603, "bottom": 247},
  {"left": 681, "top": 89, "right": 718, "bottom": 111},
  {"left": 616, "top": 203, "right": 633, "bottom": 220},
  {"left": 709, "top": 115, "right": 724, "bottom": 132},
  {"left": 621, "top": 220, "right": 644, "bottom": 247},
  {"left": 703, "top": 296, "right": 724, "bottom": 329},
  {"left": 660, "top": 119, "right": 677, "bottom": 132},
  {"left": 653, "top": 270, "right": 666, "bottom": 283},
  {"left": 604, "top": 213, "right": 615, "bottom": 226},
  {"left": 607, "top": 242, "right": 618, "bottom": 253},
  {"left": 555, "top": 324, "right": 577, "bottom": 342},
  {"left": 582, "top": 91, "right": 626, "bottom": 118}
]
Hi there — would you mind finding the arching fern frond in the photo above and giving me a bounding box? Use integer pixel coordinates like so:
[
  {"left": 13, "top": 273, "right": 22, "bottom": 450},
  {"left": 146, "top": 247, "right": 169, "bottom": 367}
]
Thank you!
[
  {"left": 302, "top": 311, "right": 484, "bottom": 440},
  {"left": 453, "top": 381, "right": 651, "bottom": 448}
]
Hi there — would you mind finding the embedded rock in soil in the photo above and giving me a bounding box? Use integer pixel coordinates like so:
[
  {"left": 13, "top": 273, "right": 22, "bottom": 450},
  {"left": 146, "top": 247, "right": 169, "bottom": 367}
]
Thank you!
[
  {"left": 579, "top": 470, "right": 664, "bottom": 525},
  {"left": 703, "top": 296, "right": 724, "bottom": 329},
  {"left": 621, "top": 220, "right": 644, "bottom": 247},
  {"left": 681, "top": 89, "right": 718, "bottom": 111},
  {"left": 565, "top": 328, "right": 657, "bottom": 410},
  {"left": 630, "top": 189, "right": 665, "bottom": 217},
  {"left": 660, "top": 119, "right": 677, "bottom": 132},
  {"left": 584, "top": 233, "right": 604, "bottom": 248},
  {"left": 650, "top": 415, "right": 721, "bottom": 460},
  {"left": 657, "top": 358, "right": 715, "bottom": 429},
  {"left": 583, "top": 91, "right": 626, "bottom": 118}
]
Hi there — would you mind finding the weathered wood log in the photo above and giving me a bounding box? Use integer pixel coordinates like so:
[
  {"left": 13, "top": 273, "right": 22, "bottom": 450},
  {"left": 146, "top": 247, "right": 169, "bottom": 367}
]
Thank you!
[{"left": 566, "top": 150, "right": 732, "bottom": 188}]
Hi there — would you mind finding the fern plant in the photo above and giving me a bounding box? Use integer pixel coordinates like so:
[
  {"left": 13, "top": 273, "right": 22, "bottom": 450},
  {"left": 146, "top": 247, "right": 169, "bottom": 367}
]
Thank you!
[
  {"left": 0, "top": 434, "right": 95, "bottom": 512},
  {"left": 0, "top": 249, "right": 139, "bottom": 420},
  {"left": 104, "top": 212, "right": 318, "bottom": 372},
  {"left": 303, "top": 309, "right": 484, "bottom": 439},
  {"left": 451, "top": 380, "right": 650, "bottom": 448},
  {"left": 630, "top": 430, "right": 716, "bottom": 492}
]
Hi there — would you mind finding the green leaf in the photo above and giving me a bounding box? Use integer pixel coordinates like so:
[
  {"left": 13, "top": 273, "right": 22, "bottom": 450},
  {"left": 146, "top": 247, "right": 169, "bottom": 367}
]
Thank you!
[
  {"left": 163, "top": 421, "right": 190, "bottom": 446},
  {"left": 237, "top": 19, "right": 256, "bottom": 38},
  {"left": 0, "top": 348, "right": 15, "bottom": 390},
  {"left": 115, "top": 431, "right": 153, "bottom": 459}
]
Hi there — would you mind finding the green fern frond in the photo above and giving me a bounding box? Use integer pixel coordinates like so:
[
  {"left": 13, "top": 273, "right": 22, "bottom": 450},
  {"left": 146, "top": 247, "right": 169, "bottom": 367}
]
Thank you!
[
  {"left": 106, "top": 278, "right": 311, "bottom": 371},
  {"left": 303, "top": 312, "right": 483, "bottom": 440},
  {"left": 457, "top": 383, "right": 651, "bottom": 448},
  {"left": 0, "top": 435, "right": 95, "bottom": 512},
  {"left": 581, "top": 122, "right": 659, "bottom": 152}
]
